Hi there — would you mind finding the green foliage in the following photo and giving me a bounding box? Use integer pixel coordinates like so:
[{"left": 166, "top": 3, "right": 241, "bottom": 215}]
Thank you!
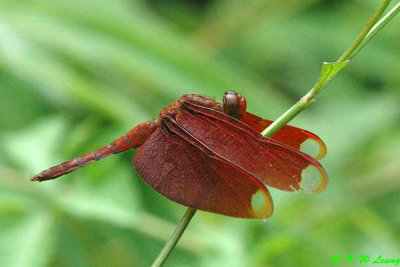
[
  {"left": 315, "top": 61, "right": 349, "bottom": 91},
  {"left": 0, "top": 1, "right": 399, "bottom": 266}
]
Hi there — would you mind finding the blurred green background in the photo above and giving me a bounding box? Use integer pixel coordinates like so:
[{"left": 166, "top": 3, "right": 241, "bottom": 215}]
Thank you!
[{"left": 1, "top": 0, "right": 399, "bottom": 266}]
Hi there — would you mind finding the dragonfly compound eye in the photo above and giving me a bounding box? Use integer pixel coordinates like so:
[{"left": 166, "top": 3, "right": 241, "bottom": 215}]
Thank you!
[{"left": 222, "top": 91, "right": 247, "bottom": 119}]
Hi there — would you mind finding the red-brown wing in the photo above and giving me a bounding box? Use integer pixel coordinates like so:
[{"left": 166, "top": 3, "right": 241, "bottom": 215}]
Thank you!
[
  {"left": 177, "top": 102, "right": 328, "bottom": 193},
  {"left": 241, "top": 112, "right": 327, "bottom": 160},
  {"left": 133, "top": 117, "right": 273, "bottom": 219}
]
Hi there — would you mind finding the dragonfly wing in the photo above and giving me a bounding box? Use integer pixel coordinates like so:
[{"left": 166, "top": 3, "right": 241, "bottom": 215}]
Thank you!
[
  {"left": 241, "top": 112, "right": 327, "bottom": 160},
  {"left": 133, "top": 117, "right": 273, "bottom": 219},
  {"left": 177, "top": 102, "right": 328, "bottom": 193}
]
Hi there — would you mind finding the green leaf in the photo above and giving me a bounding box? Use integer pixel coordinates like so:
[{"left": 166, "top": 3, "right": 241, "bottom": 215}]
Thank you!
[{"left": 316, "top": 61, "right": 350, "bottom": 89}]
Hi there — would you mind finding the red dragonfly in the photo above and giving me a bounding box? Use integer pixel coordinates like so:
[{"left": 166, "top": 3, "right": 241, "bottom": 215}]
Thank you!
[{"left": 31, "top": 91, "right": 328, "bottom": 219}]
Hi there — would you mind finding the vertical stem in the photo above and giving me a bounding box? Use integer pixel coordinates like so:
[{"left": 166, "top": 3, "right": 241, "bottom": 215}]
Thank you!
[{"left": 151, "top": 208, "right": 197, "bottom": 267}]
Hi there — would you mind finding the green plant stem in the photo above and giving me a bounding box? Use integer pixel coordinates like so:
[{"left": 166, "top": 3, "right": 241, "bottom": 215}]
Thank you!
[
  {"left": 152, "top": 1, "right": 397, "bottom": 265},
  {"left": 350, "top": 2, "right": 400, "bottom": 60},
  {"left": 261, "top": 0, "right": 393, "bottom": 137},
  {"left": 151, "top": 208, "right": 196, "bottom": 267},
  {"left": 337, "top": 0, "right": 392, "bottom": 62}
]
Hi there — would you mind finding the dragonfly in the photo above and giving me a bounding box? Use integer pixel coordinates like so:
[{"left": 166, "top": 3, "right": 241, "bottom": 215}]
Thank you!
[{"left": 31, "top": 91, "right": 328, "bottom": 219}]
